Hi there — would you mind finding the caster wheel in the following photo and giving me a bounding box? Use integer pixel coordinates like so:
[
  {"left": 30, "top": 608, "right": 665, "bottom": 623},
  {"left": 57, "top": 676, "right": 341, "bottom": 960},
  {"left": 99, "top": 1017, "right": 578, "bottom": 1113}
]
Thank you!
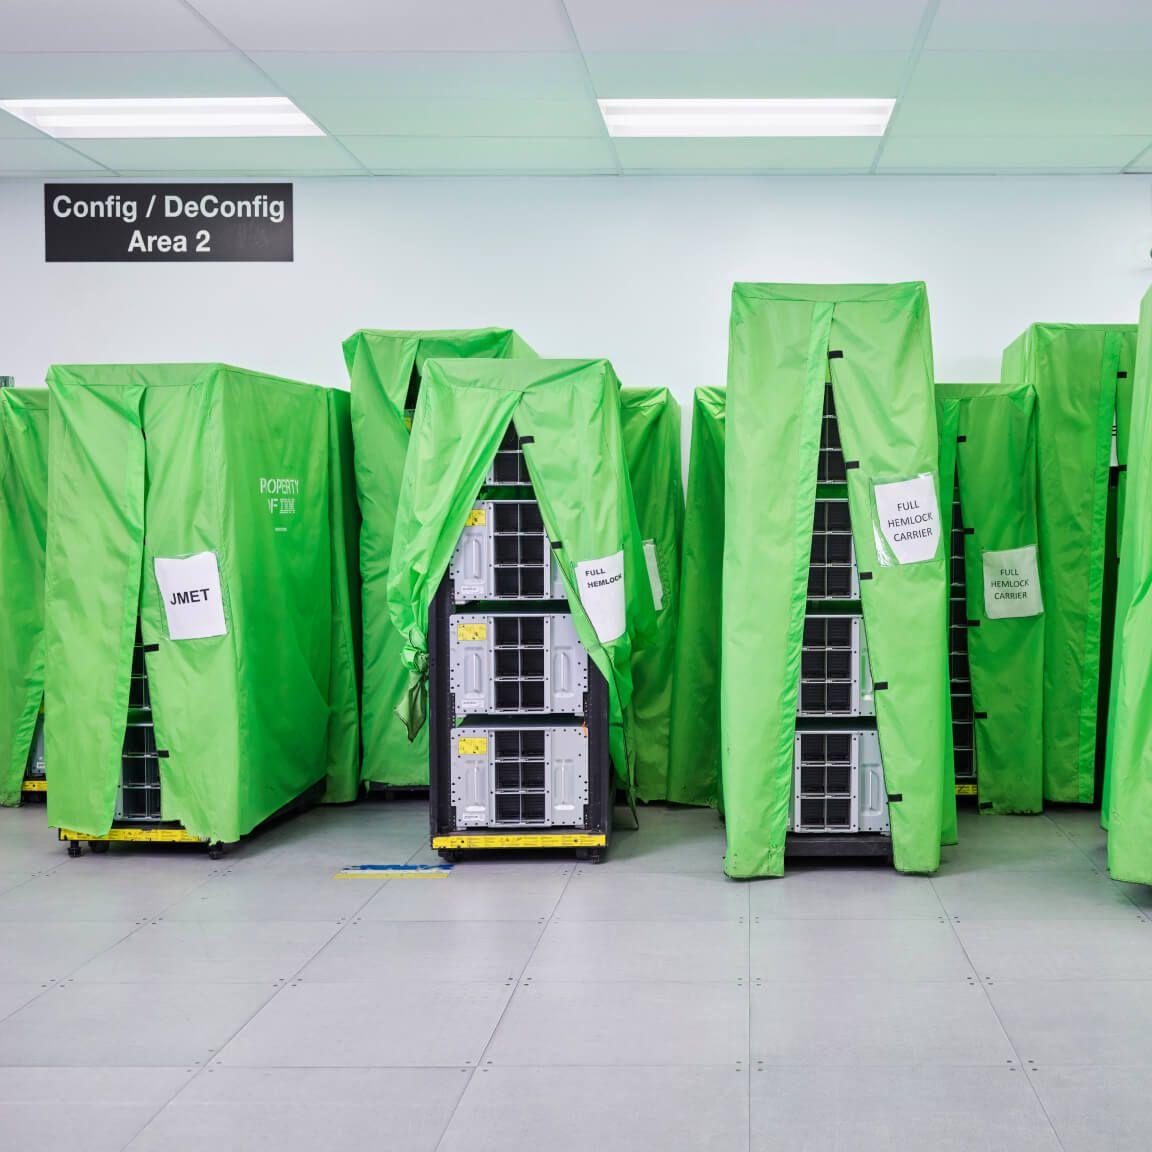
[
  {"left": 89, "top": 841, "right": 110, "bottom": 854},
  {"left": 437, "top": 850, "right": 462, "bottom": 863},
  {"left": 208, "top": 843, "right": 224, "bottom": 860},
  {"left": 575, "top": 848, "right": 604, "bottom": 864},
  {"left": 67, "top": 842, "right": 83, "bottom": 858}
]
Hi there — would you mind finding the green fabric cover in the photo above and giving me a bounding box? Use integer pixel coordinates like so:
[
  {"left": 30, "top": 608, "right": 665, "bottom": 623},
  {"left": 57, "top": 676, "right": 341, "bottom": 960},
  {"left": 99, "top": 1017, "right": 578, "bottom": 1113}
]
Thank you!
[
  {"left": 386, "top": 358, "right": 657, "bottom": 790},
  {"left": 1002, "top": 323, "right": 1137, "bottom": 804},
  {"left": 619, "top": 387, "right": 684, "bottom": 803},
  {"left": 936, "top": 383, "right": 1044, "bottom": 814},
  {"left": 43, "top": 364, "right": 358, "bottom": 842},
  {"left": 1107, "top": 288, "right": 1152, "bottom": 882},
  {"left": 344, "top": 329, "right": 535, "bottom": 788},
  {"left": 0, "top": 389, "right": 50, "bottom": 806},
  {"left": 667, "top": 387, "right": 726, "bottom": 809},
  {"left": 722, "top": 283, "right": 953, "bottom": 878},
  {"left": 323, "top": 388, "right": 363, "bottom": 803}
]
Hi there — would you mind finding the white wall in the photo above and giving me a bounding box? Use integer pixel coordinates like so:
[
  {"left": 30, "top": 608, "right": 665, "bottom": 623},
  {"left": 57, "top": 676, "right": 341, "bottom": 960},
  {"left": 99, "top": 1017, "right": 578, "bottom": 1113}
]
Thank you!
[{"left": 1, "top": 175, "right": 1150, "bottom": 400}]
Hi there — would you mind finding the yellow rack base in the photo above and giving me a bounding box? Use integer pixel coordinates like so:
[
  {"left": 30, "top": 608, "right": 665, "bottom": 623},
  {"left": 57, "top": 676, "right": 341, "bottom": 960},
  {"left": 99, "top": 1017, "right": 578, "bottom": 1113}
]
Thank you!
[
  {"left": 433, "top": 833, "right": 607, "bottom": 850},
  {"left": 58, "top": 826, "right": 207, "bottom": 844},
  {"left": 21, "top": 780, "right": 47, "bottom": 794}
]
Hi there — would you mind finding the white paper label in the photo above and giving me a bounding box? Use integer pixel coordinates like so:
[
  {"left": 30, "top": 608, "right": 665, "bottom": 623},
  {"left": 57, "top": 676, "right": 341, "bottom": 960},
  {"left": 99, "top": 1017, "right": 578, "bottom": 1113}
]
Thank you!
[
  {"left": 575, "top": 550, "right": 626, "bottom": 644},
  {"left": 873, "top": 473, "right": 941, "bottom": 565},
  {"left": 154, "top": 552, "right": 228, "bottom": 641},
  {"left": 642, "top": 539, "right": 664, "bottom": 612},
  {"left": 983, "top": 545, "right": 1044, "bottom": 619}
]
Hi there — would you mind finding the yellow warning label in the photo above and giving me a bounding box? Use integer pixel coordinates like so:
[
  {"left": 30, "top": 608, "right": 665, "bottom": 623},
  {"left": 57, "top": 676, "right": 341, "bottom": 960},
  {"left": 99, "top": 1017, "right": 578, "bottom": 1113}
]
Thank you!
[
  {"left": 433, "top": 834, "right": 607, "bottom": 849},
  {"left": 457, "top": 623, "right": 488, "bottom": 642},
  {"left": 21, "top": 780, "right": 47, "bottom": 793},
  {"left": 955, "top": 783, "right": 978, "bottom": 797},
  {"left": 57, "top": 826, "right": 207, "bottom": 844},
  {"left": 465, "top": 508, "right": 487, "bottom": 527},
  {"left": 457, "top": 737, "right": 489, "bottom": 755}
]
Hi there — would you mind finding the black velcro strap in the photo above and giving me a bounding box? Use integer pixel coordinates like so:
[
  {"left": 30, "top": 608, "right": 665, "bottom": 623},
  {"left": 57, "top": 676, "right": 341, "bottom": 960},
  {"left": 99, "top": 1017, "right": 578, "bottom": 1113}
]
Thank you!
[
  {"left": 873, "top": 681, "right": 889, "bottom": 692},
  {"left": 979, "top": 802, "right": 994, "bottom": 811},
  {"left": 156, "top": 750, "right": 170, "bottom": 759},
  {"left": 966, "top": 619, "right": 981, "bottom": 629},
  {"left": 957, "top": 435, "right": 967, "bottom": 443},
  {"left": 844, "top": 460, "right": 860, "bottom": 470},
  {"left": 1118, "top": 371, "right": 1129, "bottom": 379},
  {"left": 859, "top": 571, "right": 873, "bottom": 581},
  {"left": 550, "top": 541, "right": 563, "bottom": 550},
  {"left": 963, "top": 527, "right": 975, "bottom": 536},
  {"left": 142, "top": 644, "right": 159, "bottom": 653},
  {"left": 887, "top": 793, "right": 903, "bottom": 803},
  {"left": 974, "top": 711, "right": 988, "bottom": 720},
  {"left": 828, "top": 349, "right": 844, "bottom": 360},
  {"left": 519, "top": 435, "right": 535, "bottom": 445},
  {"left": 1117, "top": 464, "right": 1128, "bottom": 474}
]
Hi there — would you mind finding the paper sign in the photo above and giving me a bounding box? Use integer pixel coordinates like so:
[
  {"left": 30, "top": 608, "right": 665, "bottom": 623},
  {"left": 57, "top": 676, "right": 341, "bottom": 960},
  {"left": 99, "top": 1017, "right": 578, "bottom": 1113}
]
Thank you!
[
  {"left": 983, "top": 546, "right": 1044, "bottom": 619},
  {"left": 643, "top": 539, "right": 664, "bottom": 612},
  {"left": 154, "top": 552, "right": 228, "bottom": 640},
  {"left": 873, "top": 474, "right": 941, "bottom": 565},
  {"left": 575, "top": 550, "right": 626, "bottom": 644}
]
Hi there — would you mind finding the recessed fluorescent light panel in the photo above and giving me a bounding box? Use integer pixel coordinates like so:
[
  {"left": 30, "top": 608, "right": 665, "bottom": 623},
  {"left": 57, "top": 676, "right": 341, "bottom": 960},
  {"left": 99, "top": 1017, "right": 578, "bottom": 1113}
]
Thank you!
[
  {"left": 0, "top": 97, "right": 323, "bottom": 139},
  {"left": 597, "top": 98, "right": 895, "bottom": 138}
]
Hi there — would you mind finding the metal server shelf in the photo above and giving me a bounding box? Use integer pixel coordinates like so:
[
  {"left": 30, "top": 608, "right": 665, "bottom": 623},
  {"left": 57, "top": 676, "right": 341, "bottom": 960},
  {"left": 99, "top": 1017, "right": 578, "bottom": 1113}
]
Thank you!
[
  {"left": 449, "top": 500, "right": 567, "bottom": 604},
  {"left": 449, "top": 611, "right": 588, "bottom": 718},
  {"left": 949, "top": 485, "right": 977, "bottom": 792},
  {"left": 818, "top": 383, "right": 847, "bottom": 484},
  {"left": 808, "top": 498, "right": 859, "bottom": 600},
  {"left": 791, "top": 729, "right": 889, "bottom": 835},
  {"left": 447, "top": 725, "right": 589, "bottom": 829},
  {"left": 799, "top": 615, "right": 875, "bottom": 717},
  {"left": 486, "top": 421, "right": 532, "bottom": 487}
]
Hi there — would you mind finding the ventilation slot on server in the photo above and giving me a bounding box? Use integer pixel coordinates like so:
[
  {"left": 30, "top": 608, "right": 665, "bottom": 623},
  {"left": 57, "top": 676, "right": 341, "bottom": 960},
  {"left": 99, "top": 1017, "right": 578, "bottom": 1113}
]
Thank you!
[
  {"left": 493, "top": 502, "right": 548, "bottom": 598},
  {"left": 795, "top": 732, "right": 854, "bottom": 832},
  {"left": 492, "top": 730, "right": 548, "bottom": 824},
  {"left": 817, "top": 383, "right": 847, "bottom": 484},
  {"left": 949, "top": 486, "right": 977, "bottom": 786},
  {"left": 809, "top": 499, "right": 856, "bottom": 600},
  {"left": 489, "top": 422, "right": 532, "bottom": 486},
  {"left": 493, "top": 617, "right": 546, "bottom": 711}
]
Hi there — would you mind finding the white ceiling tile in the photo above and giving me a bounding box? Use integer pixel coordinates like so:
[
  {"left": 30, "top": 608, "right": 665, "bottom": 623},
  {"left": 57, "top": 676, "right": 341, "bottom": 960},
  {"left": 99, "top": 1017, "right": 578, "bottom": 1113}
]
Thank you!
[
  {"left": 928, "top": 0, "right": 1152, "bottom": 51},
  {"left": 340, "top": 135, "right": 618, "bottom": 173},
  {"left": 64, "top": 137, "right": 365, "bottom": 174},
  {"left": 0, "top": 138, "right": 108, "bottom": 173},
  {"left": 897, "top": 51, "right": 1152, "bottom": 136},
  {"left": 253, "top": 52, "right": 601, "bottom": 136},
  {"left": 0, "top": 53, "right": 277, "bottom": 99},
  {"left": 585, "top": 52, "right": 907, "bottom": 98},
  {"left": 0, "top": 0, "right": 226, "bottom": 52},
  {"left": 565, "top": 0, "right": 929, "bottom": 52},
  {"left": 187, "top": 0, "right": 573, "bottom": 52},
  {"left": 878, "top": 134, "right": 1148, "bottom": 172},
  {"left": 614, "top": 137, "right": 879, "bottom": 172}
]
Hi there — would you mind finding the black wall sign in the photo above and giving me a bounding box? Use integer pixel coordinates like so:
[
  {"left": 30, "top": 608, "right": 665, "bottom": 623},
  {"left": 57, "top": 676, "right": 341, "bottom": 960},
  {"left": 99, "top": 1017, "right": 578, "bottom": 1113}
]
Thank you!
[{"left": 44, "top": 183, "right": 293, "bottom": 262}]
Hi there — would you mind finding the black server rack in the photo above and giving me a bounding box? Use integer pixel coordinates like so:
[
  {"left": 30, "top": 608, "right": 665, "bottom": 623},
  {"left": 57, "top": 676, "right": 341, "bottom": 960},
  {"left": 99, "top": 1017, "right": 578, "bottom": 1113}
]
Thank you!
[
  {"left": 428, "top": 423, "right": 613, "bottom": 861},
  {"left": 789, "top": 383, "right": 892, "bottom": 860},
  {"left": 949, "top": 484, "right": 978, "bottom": 797}
]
